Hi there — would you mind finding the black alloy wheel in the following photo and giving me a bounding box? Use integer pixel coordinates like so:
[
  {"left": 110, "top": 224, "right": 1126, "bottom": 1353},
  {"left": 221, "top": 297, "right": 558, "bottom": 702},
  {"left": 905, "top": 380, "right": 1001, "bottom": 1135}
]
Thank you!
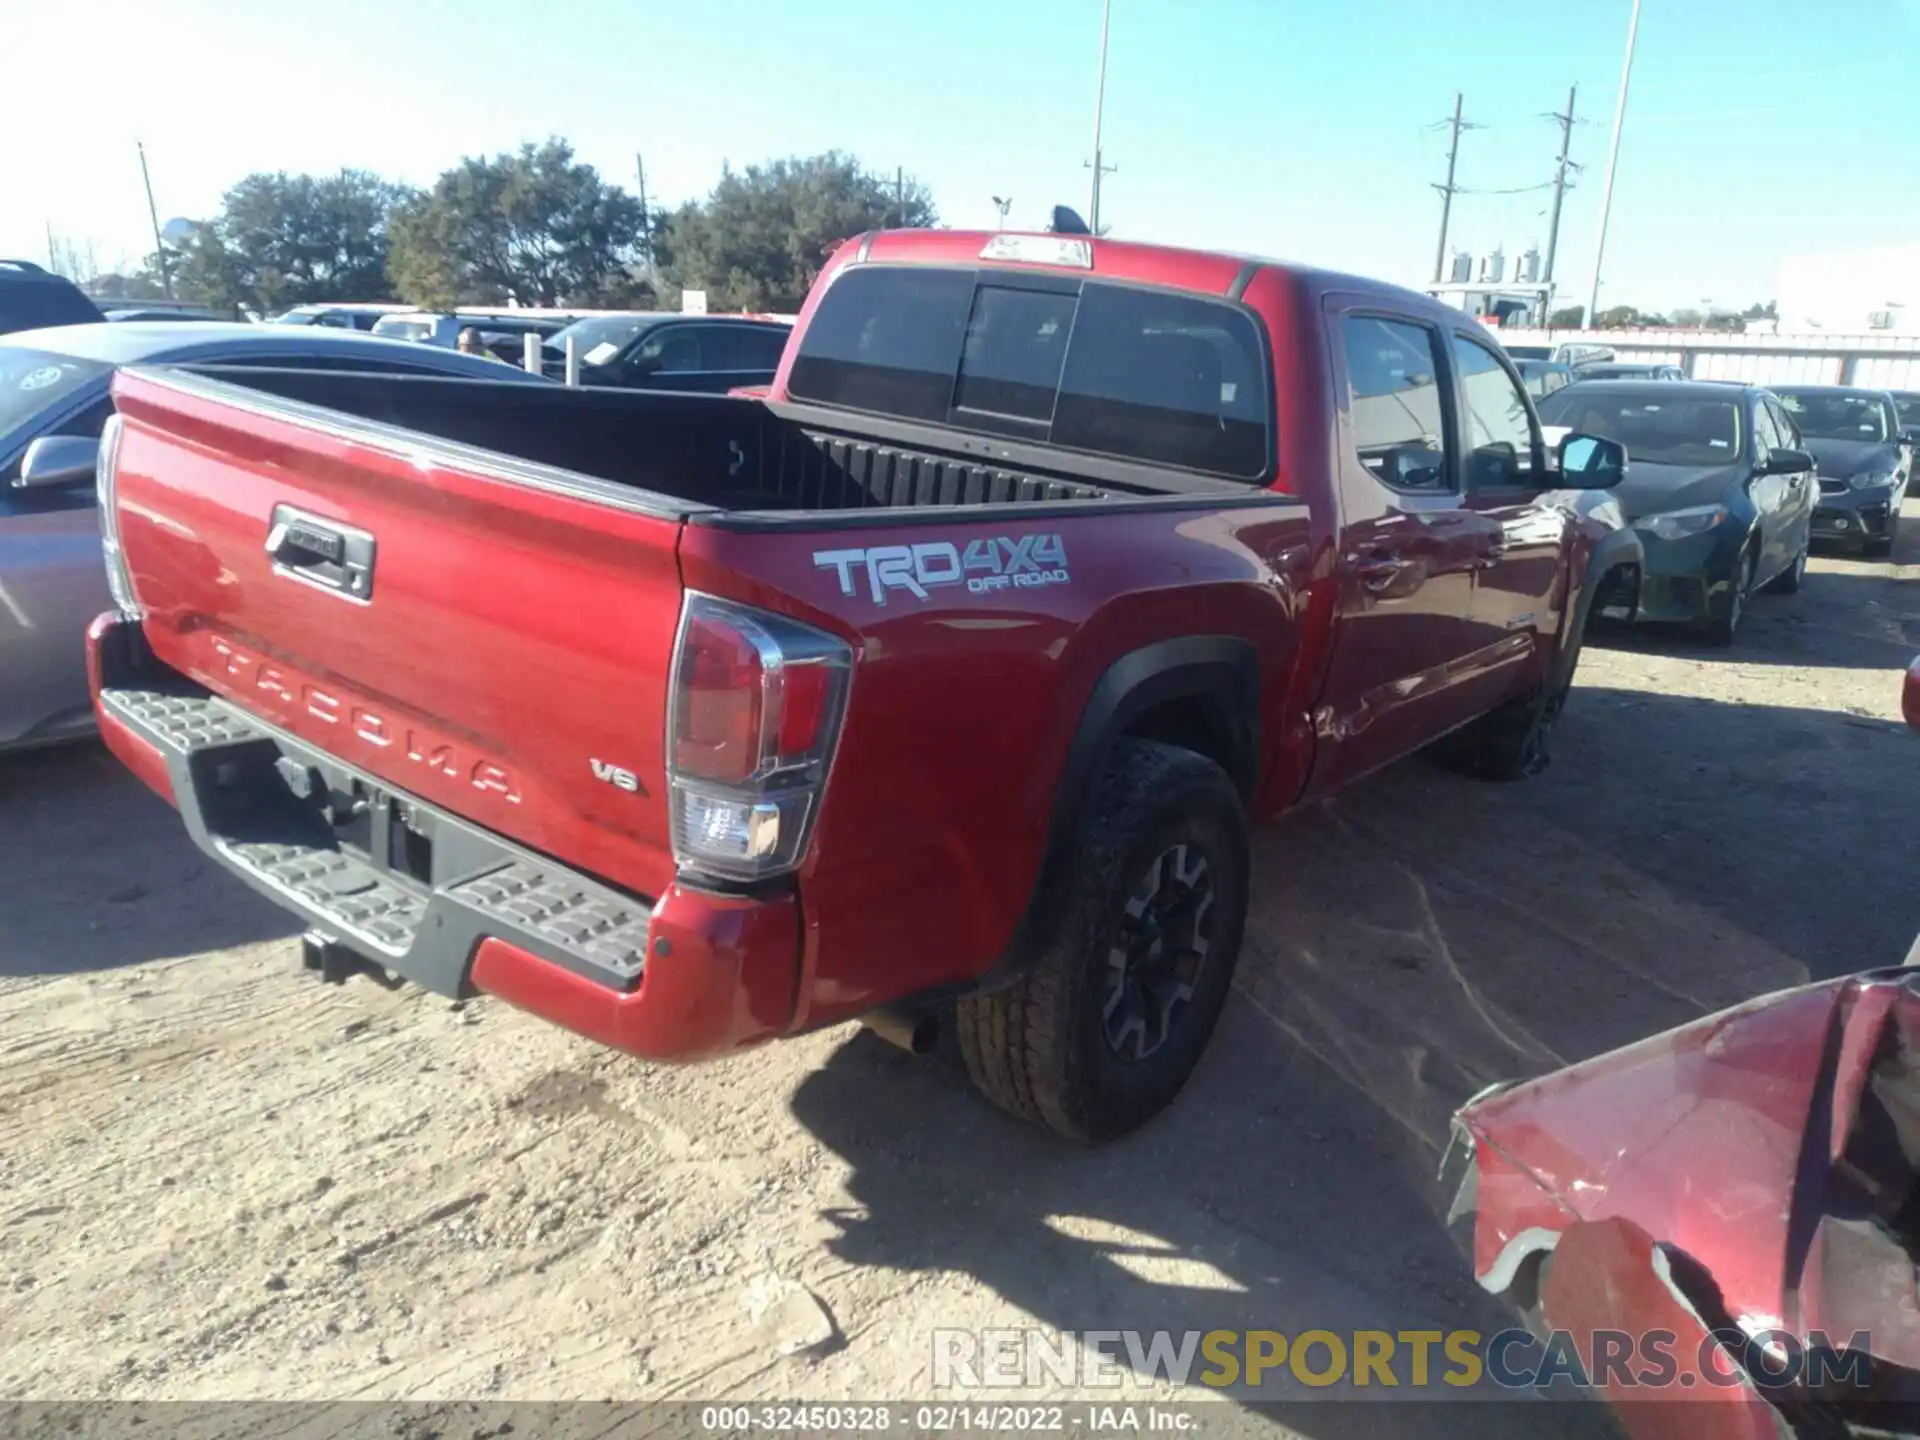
[{"left": 1103, "top": 842, "right": 1216, "bottom": 1061}]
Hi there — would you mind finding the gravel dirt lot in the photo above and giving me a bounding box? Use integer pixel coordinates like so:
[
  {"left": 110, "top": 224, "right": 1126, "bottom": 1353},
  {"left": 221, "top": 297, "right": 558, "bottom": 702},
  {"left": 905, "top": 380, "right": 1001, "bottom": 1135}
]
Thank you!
[{"left": 4, "top": 515, "right": 1917, "bottom": 1438}]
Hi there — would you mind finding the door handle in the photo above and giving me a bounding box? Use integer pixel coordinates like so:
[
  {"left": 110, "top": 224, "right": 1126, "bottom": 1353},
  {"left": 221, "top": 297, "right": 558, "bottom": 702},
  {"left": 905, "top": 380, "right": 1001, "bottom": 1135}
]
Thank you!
[
  {"left": 1469, "top": 535, "right": 1509, "bottom": 570},
  {"left": 266, "top": 504, "right": 376, "bottom": 602},
  {"left": 1348, "top": 552, "right": 1415, "bottom": 592}
]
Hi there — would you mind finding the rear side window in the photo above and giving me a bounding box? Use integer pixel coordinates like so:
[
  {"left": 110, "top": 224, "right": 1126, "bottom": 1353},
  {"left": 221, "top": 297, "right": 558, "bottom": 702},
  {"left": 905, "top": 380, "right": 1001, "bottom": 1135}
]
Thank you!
[
  {"left": 788, "top": 265, "right": 1271, "bottom": 479},
  {"left": 1053, "top": 285, "right": 1267, "bottom": 477}
]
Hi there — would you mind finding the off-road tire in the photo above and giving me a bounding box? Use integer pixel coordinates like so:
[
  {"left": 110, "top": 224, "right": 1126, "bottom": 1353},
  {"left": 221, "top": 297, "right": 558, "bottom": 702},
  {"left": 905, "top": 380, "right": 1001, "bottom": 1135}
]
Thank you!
[
  {"left": 1704, "top": 549, "right": 1756, "bottom": 647},
  {"left": 955, "top": 740, "right": 1248, "bottom": 1143},
  {"left": 1763, "top": 544, "right": 1807, "bottom": 595},
  {"left": 1513, "top": 1252, "right": 1557, "bottom": 1344},
  {"left": 1426, "top": 621, "right": 1583, "bottom": 783}
]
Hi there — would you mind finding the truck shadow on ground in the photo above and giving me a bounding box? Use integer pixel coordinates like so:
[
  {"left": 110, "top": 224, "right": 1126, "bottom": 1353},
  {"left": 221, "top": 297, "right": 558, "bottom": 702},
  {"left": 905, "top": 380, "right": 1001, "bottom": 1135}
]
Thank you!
[
  {"left": 0, "top": 742, "right": 298, "bottom": 976},
  {"left": 790, "top": 683, "right": 1912, "bottom": 1439}
]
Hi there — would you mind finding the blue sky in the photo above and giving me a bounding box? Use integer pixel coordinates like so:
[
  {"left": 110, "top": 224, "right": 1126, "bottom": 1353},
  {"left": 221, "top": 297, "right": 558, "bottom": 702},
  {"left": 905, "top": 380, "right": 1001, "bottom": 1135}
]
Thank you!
[{"left": 10, "top": 0, "right": 1920, "bottom": 310}]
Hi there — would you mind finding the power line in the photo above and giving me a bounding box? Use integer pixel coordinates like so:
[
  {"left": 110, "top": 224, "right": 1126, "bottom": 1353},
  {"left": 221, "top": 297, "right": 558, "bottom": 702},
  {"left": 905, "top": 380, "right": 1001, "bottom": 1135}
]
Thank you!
[
  {"left": 1457, "top": 181, "right": 1557, "bottom": 196},
  {"left": 1430, "top": 93, "right": 1484, "bottom": 283}
]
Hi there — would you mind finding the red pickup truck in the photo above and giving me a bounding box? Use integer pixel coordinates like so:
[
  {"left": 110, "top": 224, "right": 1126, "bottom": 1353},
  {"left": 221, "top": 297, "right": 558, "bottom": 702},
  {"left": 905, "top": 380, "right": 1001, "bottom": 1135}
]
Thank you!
[{"left": 87, "top": 229, "right": 1637, "bottom": 1141}]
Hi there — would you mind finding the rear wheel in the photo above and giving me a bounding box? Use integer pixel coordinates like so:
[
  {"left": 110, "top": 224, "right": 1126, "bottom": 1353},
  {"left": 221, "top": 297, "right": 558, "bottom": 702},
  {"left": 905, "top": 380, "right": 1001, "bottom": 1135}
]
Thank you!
[
  {"left": 1704, "top": 550, "right": 1755, "bottom": 647},
  {"left": 956, "top": 740, "right": 1248, "bottom": 1142}
]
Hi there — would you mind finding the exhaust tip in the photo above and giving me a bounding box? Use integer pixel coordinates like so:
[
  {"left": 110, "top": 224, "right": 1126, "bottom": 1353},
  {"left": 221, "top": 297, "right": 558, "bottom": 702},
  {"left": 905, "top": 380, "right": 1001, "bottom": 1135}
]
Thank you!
[{"left": 862, "top": 1008, "right": 940, "bottom": 1056}]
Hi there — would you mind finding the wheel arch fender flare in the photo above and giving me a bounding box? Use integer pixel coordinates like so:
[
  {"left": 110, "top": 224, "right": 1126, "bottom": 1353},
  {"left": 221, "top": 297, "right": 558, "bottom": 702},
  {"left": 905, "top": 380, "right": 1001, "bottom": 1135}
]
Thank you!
[
  {"left": 992, "top": 635, "right": 1261, "bottom": 987},
  {"left": 1059, "top": 633, "right": 1261, "bottom": 802}
]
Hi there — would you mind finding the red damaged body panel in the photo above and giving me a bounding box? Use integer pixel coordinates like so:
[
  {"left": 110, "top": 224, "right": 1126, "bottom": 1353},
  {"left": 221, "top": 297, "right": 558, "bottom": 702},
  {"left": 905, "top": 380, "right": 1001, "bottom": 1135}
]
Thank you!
[{"left": 1449, "top": 969, "right": 1920, "bottom": 1435}]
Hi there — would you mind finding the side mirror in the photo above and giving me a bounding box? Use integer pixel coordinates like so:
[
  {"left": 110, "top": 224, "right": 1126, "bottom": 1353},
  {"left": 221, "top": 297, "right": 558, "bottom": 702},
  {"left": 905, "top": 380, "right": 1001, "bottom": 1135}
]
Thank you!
[
  {"left": 13, "top": 434, "right": 100, "bottom": 490},
  {"left": 1900, "top": 428, "right": 1920, "bottom": 447},
  {"left": 1556, "top": 432, "right": 1625, "bottom": 488},
  {"left": 1763, "top": 447, "right": 1815, "bottom": 476}
]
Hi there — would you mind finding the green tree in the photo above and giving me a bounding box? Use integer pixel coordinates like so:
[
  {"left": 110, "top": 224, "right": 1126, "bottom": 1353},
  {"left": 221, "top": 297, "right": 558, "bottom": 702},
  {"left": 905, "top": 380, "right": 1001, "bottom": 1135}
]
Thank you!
[
  {"left": 165, "top": 170, "right": 413, "bottom": 313},
  {"left": 1594, "top": 305, "right": 1645, "bottom": 329},
  {"left": 658, "top": 152, "right": 935, "bottom": 311},
  {"left": 387, "top": 139, "right": 647, "bottom": 308},
  {"left": 1547, "top": 305, "right": 1585, "bottom": 327},
  {"left": 1742, "top": 300, "right": 1778, "bottom": 320},
  {"left": 1667, "top": 307, "right": 1704, "bottom": 329}
]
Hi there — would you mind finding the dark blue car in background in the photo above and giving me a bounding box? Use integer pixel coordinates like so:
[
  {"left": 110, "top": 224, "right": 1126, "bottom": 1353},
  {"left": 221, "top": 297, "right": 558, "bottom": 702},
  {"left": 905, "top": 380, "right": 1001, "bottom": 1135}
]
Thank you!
[
  {"left": 1540, "top": 379, "right": 1816, "bottom": 646},
  {"left": 1774, "top": 385, "right": 1919, "bottom": 557}
]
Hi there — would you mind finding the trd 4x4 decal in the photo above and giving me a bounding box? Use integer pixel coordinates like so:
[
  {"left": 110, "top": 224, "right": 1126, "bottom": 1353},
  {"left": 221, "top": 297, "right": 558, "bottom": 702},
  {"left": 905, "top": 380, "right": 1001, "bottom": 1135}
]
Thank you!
[{"left": 813, "top": 535, "right": 1070, "bottom": 606}]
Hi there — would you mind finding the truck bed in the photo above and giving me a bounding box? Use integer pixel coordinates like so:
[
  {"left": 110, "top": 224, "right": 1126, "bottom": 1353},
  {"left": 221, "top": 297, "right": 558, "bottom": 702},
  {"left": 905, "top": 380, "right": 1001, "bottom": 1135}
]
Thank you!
[{"left": 181, "top": 365, "right": 1236, "bottom": 520}]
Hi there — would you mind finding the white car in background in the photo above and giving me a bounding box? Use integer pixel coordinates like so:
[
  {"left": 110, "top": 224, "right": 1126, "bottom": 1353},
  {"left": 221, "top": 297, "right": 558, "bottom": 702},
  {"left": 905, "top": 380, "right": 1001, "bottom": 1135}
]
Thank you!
[
  {"left": 371, "top": 310, "right": 570, "bottom": 352},
  {"left": 267, "top": 303, "right": 413, "bottom": 330}
]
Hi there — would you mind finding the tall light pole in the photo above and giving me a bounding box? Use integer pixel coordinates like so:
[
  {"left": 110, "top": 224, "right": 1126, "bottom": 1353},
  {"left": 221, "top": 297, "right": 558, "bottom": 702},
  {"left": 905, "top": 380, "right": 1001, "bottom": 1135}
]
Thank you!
[
  {"left": 1088, "top": 0, "right": 1113, "bottom": 235},
  {"left": 1586, "top": 0, "right": 1642, "bottom": 327},
  {"left": 992, "top": 196, "right": 1013, "bottom": 230},
  {"left": 136, "top": 140, "right": 174, "bottom": 299}
]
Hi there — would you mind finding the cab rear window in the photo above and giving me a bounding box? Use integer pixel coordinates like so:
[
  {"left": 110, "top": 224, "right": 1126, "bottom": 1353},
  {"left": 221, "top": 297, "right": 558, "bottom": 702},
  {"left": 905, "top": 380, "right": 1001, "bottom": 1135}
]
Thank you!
[{"left": 788, "top": 265, "right": 1270, "bottom": 480}]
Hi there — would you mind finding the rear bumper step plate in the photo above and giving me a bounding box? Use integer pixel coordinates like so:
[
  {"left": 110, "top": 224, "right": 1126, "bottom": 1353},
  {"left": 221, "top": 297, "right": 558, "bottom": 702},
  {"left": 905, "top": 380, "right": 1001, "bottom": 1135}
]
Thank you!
[{"left": 99, "top": 684, "right": 650, "bottom": 997}]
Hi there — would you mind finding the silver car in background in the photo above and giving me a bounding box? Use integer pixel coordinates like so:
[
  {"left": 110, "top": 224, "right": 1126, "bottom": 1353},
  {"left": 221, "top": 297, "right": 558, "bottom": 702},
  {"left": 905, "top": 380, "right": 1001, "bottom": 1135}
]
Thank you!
[{"left": 0, "top": 323, "right": 549, "bottom": 754}]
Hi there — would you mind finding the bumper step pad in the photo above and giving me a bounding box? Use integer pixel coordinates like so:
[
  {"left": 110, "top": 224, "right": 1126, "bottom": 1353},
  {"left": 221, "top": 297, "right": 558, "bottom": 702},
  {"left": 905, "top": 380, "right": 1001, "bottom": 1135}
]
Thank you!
[
  {"left": 227, "top": 840, "right": 429, "bottom": 954},
  {"left": 99, "top": 684, "right": 650, "bottom": 997},
  {"left": 102, "top": 685, "right": 260, "bottom": 750},
  {"left": 448, "top": 863, "right": 648, "bottom": 982}
]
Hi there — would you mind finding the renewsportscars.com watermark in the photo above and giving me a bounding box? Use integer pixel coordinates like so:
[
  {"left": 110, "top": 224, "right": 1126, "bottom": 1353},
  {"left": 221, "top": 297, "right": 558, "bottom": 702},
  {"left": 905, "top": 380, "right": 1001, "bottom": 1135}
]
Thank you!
[{"left": 932, "top": 1326, "right": 1877, "bottom": 1395}]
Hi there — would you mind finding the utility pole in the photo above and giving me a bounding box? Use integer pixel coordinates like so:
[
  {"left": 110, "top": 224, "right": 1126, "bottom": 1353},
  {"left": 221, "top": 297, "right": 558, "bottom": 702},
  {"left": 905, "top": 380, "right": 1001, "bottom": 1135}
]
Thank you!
[
  {"left": 136, "top": 140, "right": 173, "bottom": 299},
  {"left": 1541, "top": 85, "right": 1578, "bottom": 288},
  {"left": 635, "top": 153, "right": 652, "bottom": 270},
  {"left": 1587, "top": 0, "right": 1643, "bottom": 326},
  {"left": 1430, "top": 93, "right": 1480, "bottom": 284},
  {"left": 895, "top": 166, "right": 905, "bottom": 227},
  {"left": 992, "top": 196, "right": 1013, "bottom": 230},
  {"left": 1537, "top": 84, "right": 1581, "bottom": 325},
  {"left": 1088, "top": 0, "right": 1115, "bottom": 235},
  {"left": 45, "top": 221, "right": 56, "bottom": 272}
]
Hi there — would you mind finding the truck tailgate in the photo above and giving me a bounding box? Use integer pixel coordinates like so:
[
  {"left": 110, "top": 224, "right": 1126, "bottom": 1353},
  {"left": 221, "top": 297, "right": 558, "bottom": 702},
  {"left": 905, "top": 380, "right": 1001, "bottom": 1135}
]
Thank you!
[{"left": 108, "top": 366, "right": 687, "bottom": 902}]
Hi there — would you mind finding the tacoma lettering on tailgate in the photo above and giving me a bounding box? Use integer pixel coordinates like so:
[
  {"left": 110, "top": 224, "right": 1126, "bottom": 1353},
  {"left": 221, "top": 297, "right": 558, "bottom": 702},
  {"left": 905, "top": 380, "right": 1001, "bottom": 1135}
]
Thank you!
[
  {"left": 813, "top": 534, "right": 1070, "bottom": 606},
  {"left": 206, "top": 635, "right": 522, "bottom": 803}
]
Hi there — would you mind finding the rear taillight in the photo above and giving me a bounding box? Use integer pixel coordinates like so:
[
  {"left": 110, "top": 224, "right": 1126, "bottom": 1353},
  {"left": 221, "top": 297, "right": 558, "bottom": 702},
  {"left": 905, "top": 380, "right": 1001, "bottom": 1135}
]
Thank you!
[
  {"left": 666, "top": 593, "right": 851, "bottom": 882},
  {"left": 95, "top": 413, "right": 139, "bottom": 616}
]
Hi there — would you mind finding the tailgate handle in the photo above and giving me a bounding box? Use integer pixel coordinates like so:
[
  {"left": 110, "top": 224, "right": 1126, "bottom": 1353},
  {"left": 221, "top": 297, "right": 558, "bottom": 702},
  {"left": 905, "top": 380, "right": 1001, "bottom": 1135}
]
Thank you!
[{"left": 266, "top": 505, "right": 376, "bottom": 602}]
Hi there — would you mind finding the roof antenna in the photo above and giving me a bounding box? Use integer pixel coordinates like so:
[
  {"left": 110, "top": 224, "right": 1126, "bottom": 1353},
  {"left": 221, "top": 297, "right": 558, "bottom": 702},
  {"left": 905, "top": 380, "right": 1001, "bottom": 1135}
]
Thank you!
[{"left": 1048, "top": 205, "right": 1092, "bottom": 236}]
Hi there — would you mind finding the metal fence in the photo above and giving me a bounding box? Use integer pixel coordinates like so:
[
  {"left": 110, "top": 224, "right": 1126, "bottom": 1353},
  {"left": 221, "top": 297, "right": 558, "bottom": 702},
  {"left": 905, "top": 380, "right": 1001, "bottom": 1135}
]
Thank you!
[{"left": 1497, "top": 327, "right": 1920, "bottom": 390}]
